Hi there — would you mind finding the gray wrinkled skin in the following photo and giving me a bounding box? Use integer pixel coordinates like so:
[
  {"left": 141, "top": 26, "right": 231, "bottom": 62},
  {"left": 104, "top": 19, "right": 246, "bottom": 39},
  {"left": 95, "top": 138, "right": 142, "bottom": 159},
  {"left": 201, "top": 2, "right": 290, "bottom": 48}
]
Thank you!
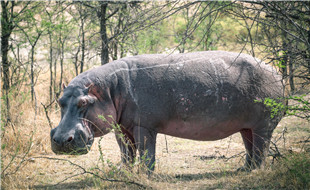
[{"left": 51, "top": 51, "right": 285, "bottom": 171}]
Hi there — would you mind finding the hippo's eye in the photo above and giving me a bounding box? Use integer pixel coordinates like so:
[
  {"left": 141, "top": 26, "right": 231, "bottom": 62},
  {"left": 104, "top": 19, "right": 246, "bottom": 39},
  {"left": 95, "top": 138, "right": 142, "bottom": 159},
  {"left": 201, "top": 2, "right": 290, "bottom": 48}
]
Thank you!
[{"left": 78, "top": 98, "right": 88, "bottom": 108}]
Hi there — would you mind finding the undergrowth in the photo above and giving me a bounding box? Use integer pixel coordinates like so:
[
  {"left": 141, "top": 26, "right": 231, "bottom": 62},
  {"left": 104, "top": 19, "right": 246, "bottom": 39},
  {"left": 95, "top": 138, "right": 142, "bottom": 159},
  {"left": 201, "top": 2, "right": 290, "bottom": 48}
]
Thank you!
[
  {"left": 229, "top": 151, "right": 310, "bottom": 190},
  {"left": 273, "top": 151, "right": 310, "bottom": 189}
]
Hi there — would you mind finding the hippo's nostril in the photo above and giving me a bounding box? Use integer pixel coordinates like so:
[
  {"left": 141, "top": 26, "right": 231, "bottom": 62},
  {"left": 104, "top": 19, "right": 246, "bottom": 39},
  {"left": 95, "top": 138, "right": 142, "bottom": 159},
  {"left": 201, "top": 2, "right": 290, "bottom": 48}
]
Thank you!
[
  {"left": 67, "top": 136, "right": 73, "bottom": 142},
  {"left": 52, "top": 137, "right": 62, "bottom": 146}
]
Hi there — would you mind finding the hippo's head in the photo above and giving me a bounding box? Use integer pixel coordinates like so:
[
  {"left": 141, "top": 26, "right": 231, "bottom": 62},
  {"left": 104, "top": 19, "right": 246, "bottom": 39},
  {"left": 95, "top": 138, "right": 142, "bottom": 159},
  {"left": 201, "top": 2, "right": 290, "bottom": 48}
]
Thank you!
[{"left": 51, "top": 83, "right": 113, "bottom": 155}]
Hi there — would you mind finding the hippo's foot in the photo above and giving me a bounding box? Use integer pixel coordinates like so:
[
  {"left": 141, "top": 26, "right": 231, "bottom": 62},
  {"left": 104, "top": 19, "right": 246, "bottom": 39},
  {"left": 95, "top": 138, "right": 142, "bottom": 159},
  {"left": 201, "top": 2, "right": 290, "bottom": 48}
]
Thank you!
[
  {"left": 236, "top": 166, "right": 252, "bottom": 172},
  {"left": 136, "top": 164, "right": 154, "bottom": 177},
  {"left": 116, "top": 162, "right": 135, "bottom": 173}
]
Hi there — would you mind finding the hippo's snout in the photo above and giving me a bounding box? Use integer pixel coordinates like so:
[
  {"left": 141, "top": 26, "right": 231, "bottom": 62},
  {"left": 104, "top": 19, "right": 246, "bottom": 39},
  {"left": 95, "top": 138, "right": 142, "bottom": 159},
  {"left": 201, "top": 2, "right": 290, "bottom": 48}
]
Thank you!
[
  {"left": 51, "top": 131, "right": 74, "bottom": 146},
  {"left": 50, "top": 125, "right": 94, "bottom": 155}
]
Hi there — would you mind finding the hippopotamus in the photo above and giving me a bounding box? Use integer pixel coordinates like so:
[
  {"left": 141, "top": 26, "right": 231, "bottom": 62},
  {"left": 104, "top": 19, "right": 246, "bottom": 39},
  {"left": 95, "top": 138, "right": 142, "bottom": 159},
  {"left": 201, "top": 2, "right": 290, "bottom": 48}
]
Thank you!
[{"left": 51, "top": 51, "right": 285, "bottom": 171}]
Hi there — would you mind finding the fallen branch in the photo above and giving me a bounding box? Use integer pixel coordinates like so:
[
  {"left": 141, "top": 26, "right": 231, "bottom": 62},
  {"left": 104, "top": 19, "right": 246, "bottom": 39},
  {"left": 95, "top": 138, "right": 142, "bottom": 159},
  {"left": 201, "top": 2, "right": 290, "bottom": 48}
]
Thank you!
[
  {"left": 194, "top": 151, "right": 245, "bottom": 162},
  {"left": 30, "top": 156, "right": 148, "bottom": 189}
]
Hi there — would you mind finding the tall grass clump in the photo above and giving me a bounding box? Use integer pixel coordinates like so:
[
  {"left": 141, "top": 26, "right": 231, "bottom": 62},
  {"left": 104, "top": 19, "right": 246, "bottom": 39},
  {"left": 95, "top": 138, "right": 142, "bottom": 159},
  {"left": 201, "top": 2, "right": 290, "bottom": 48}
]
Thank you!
[
  {"left": 1, "top": 90, "right": 37, "bottom": 188},
  {"left": 226, "top": 151, "right": 310, "bottom": 190},
  {"left": 272, "top": 152, "right": 310, "bottom": 189},
  {"left": 1, "top": 75, "right": 56, "bottom": 189},
  {"left": 88, "top": 115, "right": 152, "bottom": 189}
]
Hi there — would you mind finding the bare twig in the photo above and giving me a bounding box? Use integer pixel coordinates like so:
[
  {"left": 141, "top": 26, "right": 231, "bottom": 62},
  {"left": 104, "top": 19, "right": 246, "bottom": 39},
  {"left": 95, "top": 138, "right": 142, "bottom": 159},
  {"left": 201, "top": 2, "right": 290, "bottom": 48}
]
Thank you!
[
  {"left": 268, "top": 128, "right": 288, "bottom": 163},
  {"left": 298, "top": 136, "right": 310, "bottom": 151},
  {"left": 164, "top": 135, "right": 169, "bottom": 153},
  {"left": 224, "top": 151, "right": 245, "bottom": 162},
  {"left": 41, "top": 99, "right": 56, "bottom": 129},
  {"left": 269, "top": 140, "right": 283, "bottom": 164},
  {"left": 194, "top": 151, "right": 245, "bottom": 162}
]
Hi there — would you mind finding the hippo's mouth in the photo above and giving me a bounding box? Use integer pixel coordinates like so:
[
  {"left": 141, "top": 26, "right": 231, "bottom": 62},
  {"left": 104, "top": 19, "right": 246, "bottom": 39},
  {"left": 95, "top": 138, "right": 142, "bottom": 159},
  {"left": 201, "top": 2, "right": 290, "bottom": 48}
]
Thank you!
[
  {"left": 81, "top": 118, "right": 94, "bottom": 148},
  {"left": 52, "top": 143, "right": 91, "bottom": 155},
  {"left": 51, "top": 119, "right": 94, "bottom": 155},
  {"left": 82, "top": 119, "right": 93, "bottom": 137}
]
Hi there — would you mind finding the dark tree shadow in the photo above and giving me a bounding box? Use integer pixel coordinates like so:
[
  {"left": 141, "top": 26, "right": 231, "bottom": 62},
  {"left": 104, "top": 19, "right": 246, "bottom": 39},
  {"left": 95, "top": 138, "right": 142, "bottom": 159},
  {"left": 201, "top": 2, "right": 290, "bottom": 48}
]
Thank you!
[
  {"left": 150, "top": 169, "right": 243, "bottom": 183},
  {"left": 32, "top": 169, "right": 244, "bottom": 189},
  {"left": 32, "top": 176, "right": 145, "bottom": 190},
  {"left": 32, "top": 178, "right": 95, "bottom": 190},
  {"left": 174, "top": 170, "right": 241, "bottom": 181}
]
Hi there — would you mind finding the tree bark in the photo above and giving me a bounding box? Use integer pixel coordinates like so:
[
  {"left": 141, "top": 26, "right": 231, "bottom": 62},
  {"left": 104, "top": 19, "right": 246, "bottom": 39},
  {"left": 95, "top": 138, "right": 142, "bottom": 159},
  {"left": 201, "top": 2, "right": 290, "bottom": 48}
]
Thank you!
[
  {"left": 98, "top": 2, "right": 109, "bottom": 65},
  {"left": 48, "top": 32, "right": 53, "bottom": 103},
  {"left": 57, "top": 34, "right": 65, "bottom": 99},
  {"left": 308, "top": 21, "right": 310, "bottom": 75},
  {"left": 1, "top": 1, "right": 14, "bottom": 124},
  {"left": 28, "top": 32, "right": 42, "bottom": 102},
  {"left": 46, "top": 8, "right": 54, "bottom": 104},
  {"left": 80, "top": 15, "right": 85, "bottom": 73},
  {"left": 289, "top": 61, "right": 295, "bottom": 93},
  {"left": 73, "top": 45, "right": 80, "bottom": 76},
  {"left": 112, "top": 41, "right": 118, "bottom": 61}
]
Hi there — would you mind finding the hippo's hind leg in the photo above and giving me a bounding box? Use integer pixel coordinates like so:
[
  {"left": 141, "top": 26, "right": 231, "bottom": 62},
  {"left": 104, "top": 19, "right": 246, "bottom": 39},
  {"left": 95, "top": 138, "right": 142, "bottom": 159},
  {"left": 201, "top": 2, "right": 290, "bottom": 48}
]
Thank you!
[
  {"left": 133, "top": 126, "right": 157, "bottom": 172},
  {"left": 251, "top": 126, "right": 274, "bottom": 169},
  {"left": 240, "top": 129, "right": 253, "bottom": 171},
  {"left": 239, "top": 123, "right": 275, "bottom": 171}
]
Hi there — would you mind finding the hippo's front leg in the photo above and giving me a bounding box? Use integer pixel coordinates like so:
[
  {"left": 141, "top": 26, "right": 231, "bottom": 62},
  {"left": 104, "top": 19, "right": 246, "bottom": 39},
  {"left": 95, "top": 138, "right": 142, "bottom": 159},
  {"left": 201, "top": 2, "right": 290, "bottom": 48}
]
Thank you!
[
  {"left": 115, "top": 131, "right": 137, "bottom": 167},
  {"left": 133, "top": 126, "right": 157, "bottom": 172}
]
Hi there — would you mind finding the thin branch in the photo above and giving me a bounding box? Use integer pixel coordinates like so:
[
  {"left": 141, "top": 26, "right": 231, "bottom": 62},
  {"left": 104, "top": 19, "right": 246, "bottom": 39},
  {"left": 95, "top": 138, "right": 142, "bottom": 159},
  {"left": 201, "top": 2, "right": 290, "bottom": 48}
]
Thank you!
[{"left": 41, "top": 100, "right": 56, "bottom": 129}]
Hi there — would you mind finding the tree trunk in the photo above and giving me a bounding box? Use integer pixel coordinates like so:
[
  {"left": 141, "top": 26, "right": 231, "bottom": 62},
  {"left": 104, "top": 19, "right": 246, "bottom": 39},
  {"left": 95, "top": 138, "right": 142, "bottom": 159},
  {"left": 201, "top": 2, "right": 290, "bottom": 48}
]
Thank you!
[
  {"left": 30, "top": 46, "right": 35, "bottom": 101},
  {"left": 29, "top": 33, "right": 41, "bottom": 102},
  {"left": 1, "top": 1, "right": 14, "bottom": 124},
  {"left": 281, "top": 22, "right": 295, "bottom": 94},
  {"left": 49, "top": 32, "right": 53, "bottom": 103},
  {"left": 73, "top": 46, "right": 80, "bottom": 76},
  {"left": 80, "top": 16, "right": 85, "bottom": 73},
  {"left": 308, "top": 23, "right": 310, "bottom": 75},
  {"left": 57, "top": 37, "right": 64, "bottom": 99},
  {"left": 112, "top": 41, "right": 118, "bottom": 60},
  {"left": 98, "top": 2, "right": 109, "bottom": 65},
  {"left": 289, "top": 61, "right": 295, "bottom": 93},
  {"left": 53, "top": 50, "right": 57, "bottom": 99},
  {"left": 280, "top": 20, "right": 289, "bottom": 93}
]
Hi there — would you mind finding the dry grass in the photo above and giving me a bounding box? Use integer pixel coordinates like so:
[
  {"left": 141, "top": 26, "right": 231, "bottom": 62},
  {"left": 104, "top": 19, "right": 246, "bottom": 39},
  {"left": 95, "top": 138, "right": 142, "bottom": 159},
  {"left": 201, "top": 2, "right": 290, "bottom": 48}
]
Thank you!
[{"left": 1, "top": 69, "right": 309, "bottom": 189}]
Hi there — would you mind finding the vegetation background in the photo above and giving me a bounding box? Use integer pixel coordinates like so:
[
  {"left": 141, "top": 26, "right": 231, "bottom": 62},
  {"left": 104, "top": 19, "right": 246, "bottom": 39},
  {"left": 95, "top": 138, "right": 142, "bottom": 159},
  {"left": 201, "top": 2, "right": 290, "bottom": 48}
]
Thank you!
[{"left": 1, "top": 1, "right": 309, "bottom": 189}]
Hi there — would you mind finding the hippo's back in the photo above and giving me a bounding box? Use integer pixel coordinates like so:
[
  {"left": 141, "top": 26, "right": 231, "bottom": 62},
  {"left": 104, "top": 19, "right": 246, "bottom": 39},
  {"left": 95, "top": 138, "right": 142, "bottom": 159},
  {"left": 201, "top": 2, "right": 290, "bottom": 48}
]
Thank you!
[{"left": 120, "top": 51, "right": 283, "bottom": 101}]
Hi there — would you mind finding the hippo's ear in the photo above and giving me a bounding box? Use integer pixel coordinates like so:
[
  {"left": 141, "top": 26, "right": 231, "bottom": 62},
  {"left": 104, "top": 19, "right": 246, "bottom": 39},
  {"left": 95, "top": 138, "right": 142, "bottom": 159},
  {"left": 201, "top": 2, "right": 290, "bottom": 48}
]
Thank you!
[
  {"left": 62, "top": 83, "right": 67, "bottom": 90},
  {"left": 84, "top": 83, "right": 94, "bottom": 94},
  {"left": 84, "top": 83, "right": 98, "bottom": 103}
]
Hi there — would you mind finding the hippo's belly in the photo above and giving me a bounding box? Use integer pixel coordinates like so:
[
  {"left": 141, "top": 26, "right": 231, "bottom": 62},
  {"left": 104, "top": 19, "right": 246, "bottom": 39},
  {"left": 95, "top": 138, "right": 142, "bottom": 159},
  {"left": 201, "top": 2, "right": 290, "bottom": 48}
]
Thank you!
[{"left": 158, "top": 118, "right": 248, "bottom": 141}]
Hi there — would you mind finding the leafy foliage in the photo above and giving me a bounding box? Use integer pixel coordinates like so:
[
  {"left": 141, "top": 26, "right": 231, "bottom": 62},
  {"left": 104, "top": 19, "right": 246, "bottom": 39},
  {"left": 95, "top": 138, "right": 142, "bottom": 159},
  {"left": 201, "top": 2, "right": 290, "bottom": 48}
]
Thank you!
[
  {"left": 286, "top": 95, "right": 310, "bottom": 120},
  {"left": 255, "top": 95, "right": 310, "bottom": 121}
]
